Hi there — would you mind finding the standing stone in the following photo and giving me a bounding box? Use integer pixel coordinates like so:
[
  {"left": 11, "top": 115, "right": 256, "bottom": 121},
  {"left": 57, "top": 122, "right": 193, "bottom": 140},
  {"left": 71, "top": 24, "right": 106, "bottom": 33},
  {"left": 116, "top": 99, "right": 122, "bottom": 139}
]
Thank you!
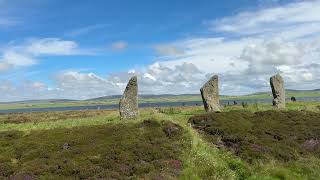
[
  {"left": 270, "top": 74, "right": 286, "bottom": 109},
  {"left": 200, "top": 75, "right": 221, "bottom": 112},
  {"left": 119, "top": 76, "right": 139, "bottom": 119}
]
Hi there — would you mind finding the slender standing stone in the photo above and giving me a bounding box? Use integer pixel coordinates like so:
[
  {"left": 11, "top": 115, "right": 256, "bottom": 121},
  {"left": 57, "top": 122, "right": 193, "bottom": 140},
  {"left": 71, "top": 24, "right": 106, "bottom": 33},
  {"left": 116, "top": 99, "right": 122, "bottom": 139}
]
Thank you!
[
  {"left": 200, "top": 75, "right": 221, "bottom": 112},
  {"left": 270, "top": 74, "right": 286, "bottom": 109},
  {"left": 119, "top": 76, "right": 139, "bottom": 119}
]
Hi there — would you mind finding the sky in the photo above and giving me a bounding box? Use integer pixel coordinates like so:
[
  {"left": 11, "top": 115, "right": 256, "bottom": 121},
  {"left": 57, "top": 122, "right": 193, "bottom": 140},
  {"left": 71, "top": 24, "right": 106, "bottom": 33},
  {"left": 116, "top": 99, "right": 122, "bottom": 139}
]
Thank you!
[{"left": 0, "top": 0, "right": 319, "bottom": 101}]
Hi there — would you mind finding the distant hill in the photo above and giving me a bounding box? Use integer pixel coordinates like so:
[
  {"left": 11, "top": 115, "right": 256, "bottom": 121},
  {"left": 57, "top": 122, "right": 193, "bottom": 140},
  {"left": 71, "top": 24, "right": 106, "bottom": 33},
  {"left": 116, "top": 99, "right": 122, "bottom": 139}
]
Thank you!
[
  {"left": 1, "top": 89, "right": 319, "bottom": 104},
  {"left": 286, "top": 89, "right": 320, "bottom": 92},
  {"left": 86, "top": 89, "right": 320, "bottom": 101},
  {"left": 239, "top": 89, "right": 320, "bottom": 96},
  {"left": 0, "top": 99, "right": 78, "bottom": 105},
  {"left": 86, "top": 94, "right": 200, "bottom": 101}
]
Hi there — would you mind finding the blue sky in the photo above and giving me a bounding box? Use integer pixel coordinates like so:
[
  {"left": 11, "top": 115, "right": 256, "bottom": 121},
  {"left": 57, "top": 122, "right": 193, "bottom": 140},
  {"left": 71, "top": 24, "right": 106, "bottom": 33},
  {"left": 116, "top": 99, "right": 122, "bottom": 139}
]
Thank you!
[{"left": 0, "top": 0, "right": 320, "bottom": 101}]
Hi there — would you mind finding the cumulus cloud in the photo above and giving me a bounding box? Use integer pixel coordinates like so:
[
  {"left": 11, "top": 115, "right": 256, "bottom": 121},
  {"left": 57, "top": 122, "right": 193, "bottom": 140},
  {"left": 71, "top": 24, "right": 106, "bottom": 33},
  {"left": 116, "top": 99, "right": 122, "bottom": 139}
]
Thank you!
[
  {"left": 0, "top": 62, "right": 208, "bottom": 101},
  {"left": 2, "top": 0, "right": 320, "bottom": 101},
  {"left": 153, "top": 0, "right": 320, "bottom": 94},
  {"left": 155, "top": 35, "right": 319, "bottom": 94},
  {"left": 242, "top": 39, "right": 302, "bottom": 66},
  {"left": 241, "top": 38, "right": 303, "bottom": 74},
  {"left": 57, "top": 62, "right": 206, "bottom": 98},
  {"left": 159, "top": 37, "right": 250, "bottom": 74},
  {"left": 53, "top": 71, "right": 119, "bottom": 99}
]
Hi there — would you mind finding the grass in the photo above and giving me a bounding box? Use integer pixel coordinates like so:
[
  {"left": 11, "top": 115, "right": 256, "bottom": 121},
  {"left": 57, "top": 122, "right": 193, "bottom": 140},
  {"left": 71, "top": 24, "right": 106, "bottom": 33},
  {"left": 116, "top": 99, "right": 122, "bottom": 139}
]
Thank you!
[
  {"left": 0, "top": 90, "right": 319, "bottom": 110},
  {"left": 0, "top": 110, "right": 116, "bottom": 124},
  {"left": 224, "top": 90, "right": 320, "bottom": 100},
  {"left": 222, "top": 101, "right": 320, "bottom": 112},
  {"left": 0, "top": 102, "right": 319, "bottom": 179}
]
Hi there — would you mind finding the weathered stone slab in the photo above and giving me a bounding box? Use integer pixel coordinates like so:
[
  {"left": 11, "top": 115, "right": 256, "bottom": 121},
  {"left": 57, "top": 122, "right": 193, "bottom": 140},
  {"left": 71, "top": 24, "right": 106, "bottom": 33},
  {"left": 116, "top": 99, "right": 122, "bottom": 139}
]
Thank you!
[
  {"left": 200, "top": 75, "right": 221, "bottom": 112},
  {"left": 270, "top": 74, "right": 285, "bottom": 109},
  {"left": 119, "top": 76, "right": 139, "bottom": 119}
]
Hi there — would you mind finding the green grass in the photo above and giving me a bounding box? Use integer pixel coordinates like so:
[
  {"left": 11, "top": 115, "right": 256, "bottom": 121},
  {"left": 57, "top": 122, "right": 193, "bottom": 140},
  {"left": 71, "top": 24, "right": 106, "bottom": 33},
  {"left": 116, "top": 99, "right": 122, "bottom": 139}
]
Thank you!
[
  {"left": 0, "top": 102, "right": 319, "bottom": 179},
  {"left": 222, "top": 101, "right": 320, "bottom": 112},
  {"left": 0, "top": 90, "right": 319, "bottom": 110},
  {"left": 224, "top": 90, "right": 320, "bottom": 100}
]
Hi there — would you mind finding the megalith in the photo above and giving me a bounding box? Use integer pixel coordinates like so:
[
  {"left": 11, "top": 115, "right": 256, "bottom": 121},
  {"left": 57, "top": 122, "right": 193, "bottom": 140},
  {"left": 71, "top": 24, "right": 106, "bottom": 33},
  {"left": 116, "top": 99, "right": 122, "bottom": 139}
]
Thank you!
[
  {"left": 270, "top": 74, "right": 285, "bottom": 109},
  {"left": 119, "top": 76, "right": 139, "bottom": 119},
  {"left": 200, "top": 75, "right": 221, "bottom": 112}
]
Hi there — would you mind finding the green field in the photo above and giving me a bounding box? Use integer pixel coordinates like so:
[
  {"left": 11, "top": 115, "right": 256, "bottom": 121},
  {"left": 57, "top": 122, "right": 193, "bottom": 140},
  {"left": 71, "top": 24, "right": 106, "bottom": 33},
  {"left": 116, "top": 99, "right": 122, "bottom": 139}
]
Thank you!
[
  {"left": 1, "top": 102, "right": 320, "bottom": 179},
  {"left": 0, "top": 89, "right": 319, "bottom": 110}
]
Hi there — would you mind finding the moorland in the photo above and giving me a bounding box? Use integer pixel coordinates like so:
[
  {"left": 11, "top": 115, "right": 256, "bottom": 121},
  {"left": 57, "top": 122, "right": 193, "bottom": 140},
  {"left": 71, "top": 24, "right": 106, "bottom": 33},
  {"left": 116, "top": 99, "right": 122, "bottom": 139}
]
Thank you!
[{"left": 0, "top": 101, "right": 320, "bottom": 179}]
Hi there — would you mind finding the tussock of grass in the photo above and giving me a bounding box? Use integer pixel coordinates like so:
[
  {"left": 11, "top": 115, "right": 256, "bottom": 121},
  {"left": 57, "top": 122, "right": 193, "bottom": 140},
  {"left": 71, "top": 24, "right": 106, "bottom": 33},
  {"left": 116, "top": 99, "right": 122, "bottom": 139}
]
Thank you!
[
  {"left": 180, "top": 125, "right": 250, "bottom": 180},
  {"left": 154, "top": 109, "right": 250, "bottom": 179},
  {"left": 223, "top": 102, "right": 320, "bottom": 112},
  {"left": 189, "top": 110, "right": 320, "bottom": 179},
  {"left": 0, "top": 119, "right": 190, "bottom": 179},
  {"left": 190, "top": 111, "right": 320, "bottom": 162}
]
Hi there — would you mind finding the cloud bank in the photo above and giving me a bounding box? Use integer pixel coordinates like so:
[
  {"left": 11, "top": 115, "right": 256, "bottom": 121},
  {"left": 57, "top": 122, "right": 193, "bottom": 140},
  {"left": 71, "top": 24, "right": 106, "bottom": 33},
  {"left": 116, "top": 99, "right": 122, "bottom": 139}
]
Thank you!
[{"left": 1, "top": 0, "right": 320, "bottom": 101}]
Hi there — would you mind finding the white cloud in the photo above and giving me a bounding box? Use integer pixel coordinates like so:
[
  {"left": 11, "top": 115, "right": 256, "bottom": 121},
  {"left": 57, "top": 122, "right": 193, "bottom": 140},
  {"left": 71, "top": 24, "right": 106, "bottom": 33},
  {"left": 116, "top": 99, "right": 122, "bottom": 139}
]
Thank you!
[
  {"left": 111, "top": 41, "right": 128, "bottom": 51},
  {"left": 0, "top": 38, "right": 93, "bottom": 72},
  {"left": 0, "top": 62, "right": 208, "bottom": 101},
  {"left": 154, "top": 44, "right": 185, "bottom": 56},
  {"left": 151, "top": 0, "right": 320, "bottom": 94},
  {"left": 159, "top": 37, "right": 251, "bottom": 74},
  {"left": 2, "top": 0, "right": 320, "bottom": 101},
  {"left": 53, "top": 71, "right": 119, "bottom": 99},
  {"left": 26, "top": 38, "right": 80, "bottom": 55},
  {"left": 0, "top": 50, "right": 36, "bottom": 72},
  {"left": 211, "top": 0, "right": 320, "bottom": 38},
  {"left": 241, "top": 38, "right": 303, "bottom": 74},
  {"left": 1, "top": 51, "right": 36, "bottom": 66},
  {"left": 67, "top": 62, "right": 205, "bottom": 97},
  {"left": 154, "top": 35, "right": 319, "bottom": 94}
]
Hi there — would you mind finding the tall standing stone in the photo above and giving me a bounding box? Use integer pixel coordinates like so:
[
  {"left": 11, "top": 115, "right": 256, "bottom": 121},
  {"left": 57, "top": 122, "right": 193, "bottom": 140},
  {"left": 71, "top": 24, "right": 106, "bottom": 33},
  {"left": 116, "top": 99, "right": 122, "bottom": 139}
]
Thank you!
[
  {"left": 119, "top": 76, "right": 139, "bottom": 119},
  {"left": 270, "top": 74, "right": 285, "bottom": 109},
  {"left": 200, "top": 75, "right": 221, "bottom": 112}
]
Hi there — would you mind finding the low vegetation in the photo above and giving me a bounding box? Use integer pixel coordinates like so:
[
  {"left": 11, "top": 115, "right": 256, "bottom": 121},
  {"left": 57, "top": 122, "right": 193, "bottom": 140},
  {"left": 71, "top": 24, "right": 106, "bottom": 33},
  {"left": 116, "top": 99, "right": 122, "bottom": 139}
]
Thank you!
[
  {"left": 0, "top": 119, "right": 190, "bottom": 179},
  {"left": 0, "top": 110, "right": 115, "bottom": 124},
  {"left": 189, "top": 111, "right": 320, "bottom": 162},
  {"left": 0, "top": 102, "right": 319, "bottom": 179}
]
